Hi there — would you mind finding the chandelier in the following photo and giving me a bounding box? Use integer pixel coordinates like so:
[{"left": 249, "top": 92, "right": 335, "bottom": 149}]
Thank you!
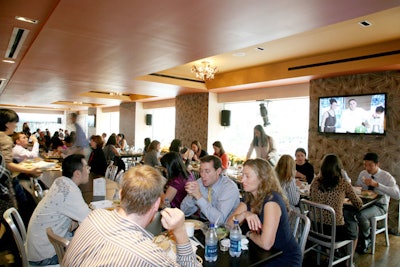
[{"left": 191, "top": 61, "right": 218, "bottom": 81}]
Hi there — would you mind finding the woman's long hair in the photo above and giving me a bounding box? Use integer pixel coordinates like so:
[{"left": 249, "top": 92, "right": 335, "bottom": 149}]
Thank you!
[
  {"left": 243, "top": 158, "right": 289, "bottom": 214},
  {"left": 212, "top": 141, "right": 225, "bottom": 156},
  {"left": 148, "top": 140, "right": 160, "bottom": 152},
  {"left": 252, "top": 125, "right": 268, "bottom": 147},
  {"left": 160, "top": 152, "right": 191, "bottom": 181},
  {"left": 319, "top": 154, "right": 342, "bottom": 192},
  {"left": 169, "top": 139, "right": 182, "bottom": 153},
  {"left": 275, "top": 154, "right": 296, "bottom": 184}
]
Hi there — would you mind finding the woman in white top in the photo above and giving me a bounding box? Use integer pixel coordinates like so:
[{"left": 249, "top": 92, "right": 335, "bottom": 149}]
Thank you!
[{"left": 246, "top": 125, "right": 278, "bottom": 166}]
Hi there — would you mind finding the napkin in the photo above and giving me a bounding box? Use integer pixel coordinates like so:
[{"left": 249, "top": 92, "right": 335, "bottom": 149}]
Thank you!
[
  {"left": 89, "top": 200, "right": 113, "bottom": 209},
  {"left": 93, "top": 178, "right": 106, "bottom": 197}
]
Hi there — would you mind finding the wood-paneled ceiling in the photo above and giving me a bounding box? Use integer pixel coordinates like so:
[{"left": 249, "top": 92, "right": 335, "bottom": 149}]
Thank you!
[{"left": 0, "top": 0, "right": 399, "bottom": 110}]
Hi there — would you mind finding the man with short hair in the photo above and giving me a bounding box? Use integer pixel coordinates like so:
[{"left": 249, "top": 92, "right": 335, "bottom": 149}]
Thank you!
[
  {"left": 26, "top": 154, "right": 91, "bottom": 266},
  {"left": 355, "top": 152, "right": 400, "bottom": 253},
  {"left": 180, "top": 155, "right": 240, "bottom": 224},
  {"left": 63, "top": 165, "right": 199, "bottom": 267},
  {"left": 12, "top": 132, "right": 39, "bottom": 163}
]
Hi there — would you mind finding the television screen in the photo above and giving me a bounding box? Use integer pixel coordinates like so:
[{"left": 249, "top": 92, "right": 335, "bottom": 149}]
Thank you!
[{"left": 318, "top": 93, "right": 386, "bottom": 135}]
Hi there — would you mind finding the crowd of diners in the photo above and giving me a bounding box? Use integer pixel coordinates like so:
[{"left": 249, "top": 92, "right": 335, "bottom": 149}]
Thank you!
[{"left": 1, "top": 108, "right": 399, "bottom": 266}]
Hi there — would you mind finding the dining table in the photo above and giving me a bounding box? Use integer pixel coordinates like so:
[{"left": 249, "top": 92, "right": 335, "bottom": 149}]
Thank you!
[{"left": 193, "top": 230, "right": 282, "bottom": 267}]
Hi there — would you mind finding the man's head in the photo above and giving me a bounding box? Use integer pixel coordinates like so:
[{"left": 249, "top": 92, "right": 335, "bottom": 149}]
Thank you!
[
  {"left": 363, "top": 152, "right": 380, "bottom": 174},
  {"left": 348, "top": 99, "right": 357, "bottom": 111},
  {"left": 13, "top": 132, "right": 29, "bottom": 148},
  {"left": 199, "top": 155, "right": 222, "bottom": 187},
  {"left": 62, "top": 154, "right": 90, "bottom": 185},
  {"left": 120, "top": 165, "right": 166, "bottom": 215},
  {"left": 70, "top": 113, "right": 78, "bottom": 123}
]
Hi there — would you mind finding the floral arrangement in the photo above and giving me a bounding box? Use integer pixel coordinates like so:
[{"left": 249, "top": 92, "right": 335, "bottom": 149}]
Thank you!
[{"left": 229, "top": 154, "right": 245, "bottom": 166}]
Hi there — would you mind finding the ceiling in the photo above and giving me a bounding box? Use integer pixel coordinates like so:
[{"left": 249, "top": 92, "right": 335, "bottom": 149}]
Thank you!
[{"left": 0, "top": 0, "right": 399, "bottom": 110}]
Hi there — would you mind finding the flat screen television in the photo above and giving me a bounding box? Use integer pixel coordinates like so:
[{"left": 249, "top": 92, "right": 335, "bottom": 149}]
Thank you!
[{"left": 318, "top": 93, "right": 386, "bottom": 135}]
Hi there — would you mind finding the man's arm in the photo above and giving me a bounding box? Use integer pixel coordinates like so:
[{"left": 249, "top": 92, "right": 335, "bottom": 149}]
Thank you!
[
  {"left": 375, "top": 172, "right": 400, "bottom": 200},
  {"left": 179, "top": 194, "right": 198, "bottom": 217}
]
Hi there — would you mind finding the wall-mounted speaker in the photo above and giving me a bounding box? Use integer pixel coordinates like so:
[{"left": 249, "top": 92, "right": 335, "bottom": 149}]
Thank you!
[
  {"left": 221, "top": 110, "right": 231, "bottom": 126},
  {"left": 145, "top": 114, "right": 152, "bottom": 126},
  {"left": 57, "top": 118, "right": 62, "bottom": 124}
]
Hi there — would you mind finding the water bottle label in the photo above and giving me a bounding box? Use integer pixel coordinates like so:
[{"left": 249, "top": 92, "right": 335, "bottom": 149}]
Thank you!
[
  {"left": 230, "top": 239, "right": 241, "bottom": 252},
  {"left": 205, "top": 244, "right": 218, "bottom": 256}
]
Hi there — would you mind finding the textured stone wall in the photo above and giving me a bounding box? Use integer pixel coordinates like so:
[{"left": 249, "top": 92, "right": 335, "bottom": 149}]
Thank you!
[
  {"left": 175, "top": 93, "right": 209, "bottom": 149},
  {"left": 309, "top": 70, "right": 400, "bottom": 230}
]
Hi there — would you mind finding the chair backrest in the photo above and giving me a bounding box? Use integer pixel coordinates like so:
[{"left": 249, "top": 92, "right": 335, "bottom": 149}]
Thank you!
[
  {"left": 46, "top": 227, "right": 69, "bottom": 264},
  {"left": 300, "top": 199, "right": 337, "bottom": 246},
  {"left": 288, "top": 209, "right": 311, "bottom": 255},
  {"left": 105, "top": 160, "right": 115, "bottom": 178},
  {"left": 114, "top": 169, "right": 124, "bottom": 184},
  {"left": 110, "top": 165, "right": 119, "bottom": 181},
  {"left": 3, "top": 207, "right": 28, "bottom": 267}
]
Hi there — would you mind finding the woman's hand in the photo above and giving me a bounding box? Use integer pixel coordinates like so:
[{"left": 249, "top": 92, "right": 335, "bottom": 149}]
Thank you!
[{"left": 244, "top": 211, "right": 262, "bottom": 232}]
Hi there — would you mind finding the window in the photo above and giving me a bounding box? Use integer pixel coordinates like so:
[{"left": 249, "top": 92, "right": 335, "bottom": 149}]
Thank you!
[
  {"left": 151, "top": 107, "right": 175, "bottom": 148},
  {"left": 224, "top": 97, "right": 309, "bottom": 159}
]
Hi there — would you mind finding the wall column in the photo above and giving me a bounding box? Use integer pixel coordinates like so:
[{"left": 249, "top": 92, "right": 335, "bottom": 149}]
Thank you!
[{"left": 119, "top": 102, "right": 137, "bottom": 147}]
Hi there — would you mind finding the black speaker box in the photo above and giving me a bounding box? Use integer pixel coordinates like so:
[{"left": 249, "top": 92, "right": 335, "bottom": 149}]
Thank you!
[
  {"left": 146, "top": 114, "right": 152, "bottom": 126},
  {"left": 57, "top": 118, "right": 62, "bottom": 124},
  {"left": 221, "top": 110, "right": 231, "bottom": 126}
]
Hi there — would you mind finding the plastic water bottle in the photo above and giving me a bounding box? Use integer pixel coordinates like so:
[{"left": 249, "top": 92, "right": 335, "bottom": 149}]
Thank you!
[
  {"left": 229, "top": 219, "right": 242, "bottom": 257},
  {"left": 205, "top": 223, "right": 218, "bottom": 262}
]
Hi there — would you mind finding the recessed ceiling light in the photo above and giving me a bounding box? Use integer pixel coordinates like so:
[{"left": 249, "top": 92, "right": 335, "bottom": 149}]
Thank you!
[
  {"left": 255, "top": 47, "right": 265, "bottom": 51},
  {"left": 15, "top": 16, "right": 39, "bottom": 24},
  {"left": 358, "top": 20, "right": 372, "bottom": 27},
  {"left": 233, "top": 52, "right": 246, "bottom": 57},
  {"left": 2, "top": 60, "right": 15, "bottom": 64}
]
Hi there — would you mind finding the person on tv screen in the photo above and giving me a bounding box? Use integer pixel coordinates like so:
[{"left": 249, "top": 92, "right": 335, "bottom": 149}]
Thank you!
[
  {"left": 320, "top": 98, "right": 337, "bottom": 133},
  {"left": 368, "top": 106, "right": 385, "bottom": 134},
  {"left": 340, "top": 99, "right": 368, "bottom": 133}
]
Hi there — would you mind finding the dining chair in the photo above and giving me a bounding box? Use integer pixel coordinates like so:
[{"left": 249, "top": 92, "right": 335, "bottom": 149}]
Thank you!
[
  {"left": 300, "top": 199, "right": 353, "bottom": 267},
  {"left": 3, "top": 207, "right": 59, "bottom": 267},
  {"left": 46, "top": 227, "right": 70, "bottom": 263},
  {"left": 370, "top": 211, "right": 389, "bottom": 254},
  {"left": 104, "top": 161, "right": 114, "bottom": 179},
  {"left": 114, "top": 169, "right": 124, "bottom": 184},
  {"left": 288, "top": 209, "right": 310, "bottom": 258}
]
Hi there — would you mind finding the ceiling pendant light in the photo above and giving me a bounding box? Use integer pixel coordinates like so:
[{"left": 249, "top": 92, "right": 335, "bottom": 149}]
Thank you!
[{"left": 191, "top": 61, "right": 218, "bottom": 81}]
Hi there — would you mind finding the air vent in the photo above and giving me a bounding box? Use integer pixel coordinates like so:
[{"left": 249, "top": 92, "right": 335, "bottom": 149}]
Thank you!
[
  {"left": 5, "top": 27, "right": 30, "bottom": 59},
  {"left": 89, "top": 90, "right": 130, "bottom": 97},
  {"left": 288, "top": 50, "right": 400, "bottom": 71},
  {"left": 150, "top": 73, "right": 205, "bottom": 83}
]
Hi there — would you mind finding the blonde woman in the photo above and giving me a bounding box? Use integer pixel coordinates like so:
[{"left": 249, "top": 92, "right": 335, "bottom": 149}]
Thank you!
[
  {"left": 227, "top": 158, "right": 301, "bottom": 267},
  {"left": 275, "top": 155, "right": 300, "bottom": 210}
]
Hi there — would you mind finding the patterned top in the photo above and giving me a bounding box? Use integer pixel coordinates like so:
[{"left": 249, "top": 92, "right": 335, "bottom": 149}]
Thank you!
[
  {"left": 281, "top": 177, "right": 300, "bottom": 209},
  {"left": 63, "top": 209, "right": 200, "bottom": 267},
  {"left": 26, "top": 177, "right": 90, "bottom": 262},
  {"left": 310, "top": 176, "right": 363, "bottom": 225},
  {"left": 0, "top": 132, "right": 13, "bottom": 164}
]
